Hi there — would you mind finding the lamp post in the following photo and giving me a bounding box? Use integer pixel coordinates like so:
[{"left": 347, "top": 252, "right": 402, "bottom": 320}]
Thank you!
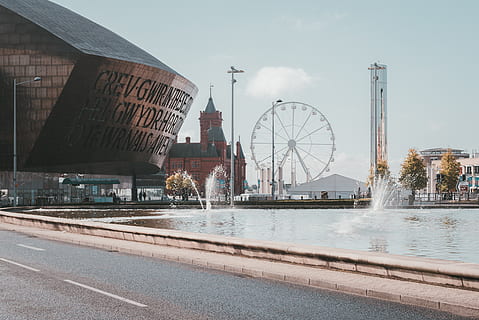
[
  {"left": 13, "top": 76, "right": 41, "bottom": 206},
  {"left": 271, "top": 99, "right": 282, "bottom": 200},
  {"left": 227, "top": 66, "right": 244, "bottom": 207}
]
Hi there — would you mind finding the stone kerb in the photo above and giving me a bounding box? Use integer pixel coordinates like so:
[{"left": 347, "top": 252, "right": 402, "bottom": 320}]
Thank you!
[{"left": 1, "top": 210, "right": 478, "bottom": 290}]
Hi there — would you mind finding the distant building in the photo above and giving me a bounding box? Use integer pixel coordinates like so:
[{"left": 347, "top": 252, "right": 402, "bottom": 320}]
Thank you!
[
  {"left": 456, "top": 157, "right": 479, "bottom": 193},
  {"left": 163, "top": 96, "right": 246, "bottom": 196},
  {"left": 428, "top": 156, "right": 479, "bottom": 194},
  {"left": 288, "top": 174, "right": 367, "bottom": 200},
  {"left": 420, "top": 148, "right": 469, "bottom": 193}
]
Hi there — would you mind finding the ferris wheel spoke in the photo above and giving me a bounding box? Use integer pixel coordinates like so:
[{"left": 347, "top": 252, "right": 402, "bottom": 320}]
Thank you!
[
  {"left": 253, "top": 141, "right": 288, "bottom": 145},
  {"left": 293, "top": 147, "right": 312, "bottom": 181},
  {"left": 273, "top": 144, "right": 289, "bottom": 159},
  {"left": 296, "top": 124, "right": 328, "bottom": 143},
  {"left": 294, "top": 111, "right": 313, "bottom": 141},
  {"left": 275, "top": 132, "right": 291, "bottom": 143},
  {"left": 256, "top": 153, "right": 272, "bottom": 164},
  {"left": 291, "top": 107, "right": 295, "bottom": 138},
  {"left": 275, "top": 134, "right": 290, "bottom": 143},
  {"left": 296, "top": 145, "right": 328, "bottom": 166},
  {"left": 257, "top": 122, "right": 272, "bottom": 132},
  {"left": 257, "top": 122, "right": 290, "bottom": 142},
  {"left": 296, "top": 142, "right": 333, "bottom": 146},
  {"left": 278, "top": 147, "right": 292, "bottom": 170},
  {"left": 256, "top": 145, "right": 288, "bottom": 165},
  {"left": 275, "top": 114, "right": 292, "bottom": 140},
  {"left": 274, "top": 144, "right": 289, "bottom": 156}
]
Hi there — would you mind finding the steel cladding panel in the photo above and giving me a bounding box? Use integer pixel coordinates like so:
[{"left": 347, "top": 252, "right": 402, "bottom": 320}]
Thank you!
[
  {"left": 26, "top": 55, "right": 196, "bottom": 174},
  {"left": 0, "top": 0, "right": 197, "bottom": 175}
]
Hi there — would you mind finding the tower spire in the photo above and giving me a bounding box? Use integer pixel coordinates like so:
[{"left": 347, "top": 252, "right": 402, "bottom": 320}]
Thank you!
[{"left": 209, "top": 83, "right": 214, "bottom": 98}]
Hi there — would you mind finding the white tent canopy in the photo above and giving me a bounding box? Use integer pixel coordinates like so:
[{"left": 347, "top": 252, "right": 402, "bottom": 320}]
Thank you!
[{"left": 288, "top": 174, "right": 367, "bottom": 199}]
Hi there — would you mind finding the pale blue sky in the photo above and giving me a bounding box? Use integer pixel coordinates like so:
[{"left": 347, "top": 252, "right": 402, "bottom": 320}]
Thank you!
[{"left": 50, "top": 0, "right": 479, "bottom": 182}]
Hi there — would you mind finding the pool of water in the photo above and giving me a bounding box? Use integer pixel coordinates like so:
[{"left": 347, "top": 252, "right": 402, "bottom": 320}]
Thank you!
[{"left": 25, "top": 207, "right": 479, "bottom": 263}]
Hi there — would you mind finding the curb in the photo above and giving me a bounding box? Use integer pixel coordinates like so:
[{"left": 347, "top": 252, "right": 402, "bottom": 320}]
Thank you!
[
  {"left": 1, "top": 210, "right": 478, "bottom": 291},
  {"left": 1, "top": 222, "right": 479, "bottom": 318}
]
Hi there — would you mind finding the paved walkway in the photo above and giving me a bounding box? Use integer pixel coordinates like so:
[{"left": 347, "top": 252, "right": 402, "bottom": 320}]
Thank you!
[{"left": 1, "top": 222, "right": 478, "bottom": 318}]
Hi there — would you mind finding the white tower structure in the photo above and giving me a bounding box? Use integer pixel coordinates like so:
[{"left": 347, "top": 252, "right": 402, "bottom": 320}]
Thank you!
[{"left": 369, "top": 62, "right": 387, "bottom": 175}]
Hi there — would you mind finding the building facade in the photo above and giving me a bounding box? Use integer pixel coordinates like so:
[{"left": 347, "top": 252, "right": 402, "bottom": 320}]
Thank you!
[
  {"left": 163, "top": 96, "right": 246, "bottom": 196},
  {"left": 429, "top": 157, "right": 479, "bottom": 194},
  {"left": 0, "top": 0, "right": 196, "bottom": 203},
  {"left": 420, "top": 148, "right": 470, "bottom": 193}
]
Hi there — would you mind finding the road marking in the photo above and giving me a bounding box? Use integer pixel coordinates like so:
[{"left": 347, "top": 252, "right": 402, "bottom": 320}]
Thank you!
[
  {"left": 0, "top": 258, "right": 40, "bottom": 272},
  {"left": 17, "top": 244, "right": 45, "bottom": 251},
  {"left": 64, "top": 280, "right": 147, "bottom": 307}
]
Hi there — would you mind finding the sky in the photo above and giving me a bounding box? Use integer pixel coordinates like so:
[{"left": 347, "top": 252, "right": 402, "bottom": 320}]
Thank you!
[{"left": 50, "top": 0, "right": 479, "bottom": 183}]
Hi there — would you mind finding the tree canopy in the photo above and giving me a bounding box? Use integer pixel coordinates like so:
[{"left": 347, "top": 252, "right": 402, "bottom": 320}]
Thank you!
[
  {"left": 439, "top": 150, "right": 461, "bottom": 193},
  {"left": 165, "top": 172, "right": 197, "bottom": 200},
  {"left": 368, "top": 159, "right": 391, "bottom": 186},
  {"left": 399, "top": 149, "right": 427, "bottom": 195}
]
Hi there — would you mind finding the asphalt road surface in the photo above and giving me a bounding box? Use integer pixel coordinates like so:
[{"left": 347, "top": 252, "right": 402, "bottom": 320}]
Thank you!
[{"left": 0, "top": 230, "right": 470, "bottom": 320}]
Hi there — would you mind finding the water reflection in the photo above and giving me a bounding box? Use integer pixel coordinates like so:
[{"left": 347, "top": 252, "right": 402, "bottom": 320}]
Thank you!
[
  {"left": 440, "top": 216, "right": 457, "bottom": 229},
  {"left": 369, "top": 238, "right": 388, "bottom": 253},
  {"left": 22, "top": 207, "right": 479, "bottom": 263}
]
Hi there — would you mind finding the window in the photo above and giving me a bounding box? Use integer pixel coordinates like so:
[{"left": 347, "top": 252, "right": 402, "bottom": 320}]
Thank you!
[
  {"left": 192, "top": 160, "right": 200, "bottom": 168},
  {"left": 474, "top": 166, "right": 479, "bottom": 174},
  {"left": 172, "top": 162, "right": 183, "bottom": 169},
  {"left": 467, "top": 166, "right": 472, "bottom": 174}
]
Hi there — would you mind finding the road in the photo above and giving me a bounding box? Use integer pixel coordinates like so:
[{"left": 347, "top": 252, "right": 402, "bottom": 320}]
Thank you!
[{"left": 0, "top": 229, "right": 469, "bottom": 320}]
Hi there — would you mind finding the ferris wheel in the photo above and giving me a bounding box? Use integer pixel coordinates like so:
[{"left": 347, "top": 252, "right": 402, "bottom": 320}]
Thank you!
[{"left": 250, "top": 101, "right": 335, "bottom": 187}]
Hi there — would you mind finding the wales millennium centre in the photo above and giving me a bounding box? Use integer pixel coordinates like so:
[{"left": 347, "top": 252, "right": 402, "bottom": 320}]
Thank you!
[{"left": 0, "top": 0, "right": 197, "bottom": 204}]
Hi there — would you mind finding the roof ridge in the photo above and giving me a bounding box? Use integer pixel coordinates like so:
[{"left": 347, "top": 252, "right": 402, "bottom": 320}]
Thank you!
[{"left": 0, "top": 0, "right": 178, "bottom": 74}]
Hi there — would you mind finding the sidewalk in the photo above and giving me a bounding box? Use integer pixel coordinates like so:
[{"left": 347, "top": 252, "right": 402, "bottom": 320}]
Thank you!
[{"left": 1, "top": 222, "right": 478, "bottom": 318}]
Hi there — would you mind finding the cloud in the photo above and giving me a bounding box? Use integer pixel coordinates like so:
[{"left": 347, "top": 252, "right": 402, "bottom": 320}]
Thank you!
[{"left": 246, "top": 66, "right": 313, "bottom": 98}]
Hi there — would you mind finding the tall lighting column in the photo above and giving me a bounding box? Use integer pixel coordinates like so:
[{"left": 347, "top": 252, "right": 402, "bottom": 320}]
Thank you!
[
  {"left": 271, "top": 99, "right": 282, "bottom": 200},
  {"left": 227, "top": 66, "right": 244, "bottom": 207},
  {"left": 368, "top": 62, "right": 387, "bottom": 177},
  {"left": 13, "top": 76, "right": 41, "bottom": 206}
]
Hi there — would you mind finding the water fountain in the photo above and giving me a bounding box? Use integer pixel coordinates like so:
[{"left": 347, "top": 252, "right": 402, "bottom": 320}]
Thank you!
[
  {"left": 205, "top": 165, "right": 227, "bottom": 210},
  {"left": 181, "top": 171, "right": 204, "bottom": 210},
  {"left": 370, "top": 176, "right": 397, "bottom": 211}
]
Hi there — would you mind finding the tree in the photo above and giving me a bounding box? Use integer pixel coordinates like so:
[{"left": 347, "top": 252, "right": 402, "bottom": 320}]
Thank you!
[
  {"left": 165, "top": 172, "right": 197, "bottom": 201},
  {"left": 368, "top": 159, "right": 391, "bottom": 186},
  {"left": 439, "top": 150, "right": 460, "bottom": 193},
  {"left": 399, "top": 149, "right": 427, "bottom": 204}
]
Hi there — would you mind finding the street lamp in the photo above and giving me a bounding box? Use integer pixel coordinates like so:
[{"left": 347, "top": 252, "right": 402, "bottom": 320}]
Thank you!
[
  {"left": 227, "top": 66, "right": 244, "bottom": 207},
  {"left": 271, "top": 99, "right": 282, "bottom": 200},
  {"left": 13, "top": 76, "right": 41, "bottom": 206}
]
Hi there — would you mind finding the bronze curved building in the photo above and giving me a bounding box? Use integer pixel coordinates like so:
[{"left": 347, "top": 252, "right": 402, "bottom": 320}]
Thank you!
[{"left": 0, "top": 0, "right": 197, "bottom": 176}]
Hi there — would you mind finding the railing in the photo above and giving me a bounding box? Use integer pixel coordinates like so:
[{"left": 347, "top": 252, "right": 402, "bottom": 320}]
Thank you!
[{"left": 409, "top": 192, "right": 479, "bottom": 204}]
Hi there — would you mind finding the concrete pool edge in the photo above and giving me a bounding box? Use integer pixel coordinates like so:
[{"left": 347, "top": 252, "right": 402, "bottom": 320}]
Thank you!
[
  {"left": 1, "top": 220, "right": 479, "bottom": 318},
  {"left": 1, "top": 211, "right": 479, "bottom": 317},
  {"left": 1, "top": 210, "right": 479, "bottom": 292}
]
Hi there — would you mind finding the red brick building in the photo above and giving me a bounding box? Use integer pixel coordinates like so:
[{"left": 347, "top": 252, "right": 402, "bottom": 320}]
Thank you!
[{"left": 163, "top": 96, "right": 246, "bottom": 196}]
